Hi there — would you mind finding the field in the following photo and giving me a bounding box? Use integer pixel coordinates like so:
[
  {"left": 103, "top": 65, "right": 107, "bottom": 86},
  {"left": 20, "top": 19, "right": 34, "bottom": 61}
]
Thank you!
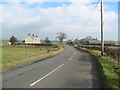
[
  {"left": 0, "top": 41, "right": 9, "bottom": 46},
  {"left": 2, "top": 44, "right": 64, "bottom": 70},
  {"left": 114, "top": 41, "right": 120, "bottom": 45}
]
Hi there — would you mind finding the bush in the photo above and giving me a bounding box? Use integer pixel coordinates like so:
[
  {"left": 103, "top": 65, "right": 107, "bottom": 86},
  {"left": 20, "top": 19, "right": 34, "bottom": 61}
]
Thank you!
[{"left": 77, "top": 44, "right": 120, "bottom": 61}]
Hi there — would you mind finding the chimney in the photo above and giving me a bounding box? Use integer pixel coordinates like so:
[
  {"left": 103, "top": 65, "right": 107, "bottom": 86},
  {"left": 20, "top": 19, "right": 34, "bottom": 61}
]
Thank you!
[{"left": 28, "top": 34, "right": 30, "bottom": 36}]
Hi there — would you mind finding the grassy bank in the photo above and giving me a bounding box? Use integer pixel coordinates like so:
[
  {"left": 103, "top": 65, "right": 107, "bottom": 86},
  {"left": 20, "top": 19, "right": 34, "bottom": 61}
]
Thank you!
[
  {"left": 76, "top": 47, "right": 119, "bottom": 89},
  {"left": 2, "top": 45, "right": 64, "bottom": 70}
]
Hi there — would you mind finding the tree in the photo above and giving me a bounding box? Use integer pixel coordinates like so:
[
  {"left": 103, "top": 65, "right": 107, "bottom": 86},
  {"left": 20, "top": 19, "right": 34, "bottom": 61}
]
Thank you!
[
  {"left": 57, "top": 32, "right": 67, "bottom": 43},
  {"left": 9, "top": 36, "right": 17, "bottom": 45},
  {"left": 45, "top": 37, "right": 51, "bottom": 44}
]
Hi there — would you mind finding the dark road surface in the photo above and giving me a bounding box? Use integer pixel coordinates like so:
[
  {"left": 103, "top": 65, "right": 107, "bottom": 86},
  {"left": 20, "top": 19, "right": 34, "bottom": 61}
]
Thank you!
[{"left": 2, "top": 45, "right": 102, "bottom": 88}]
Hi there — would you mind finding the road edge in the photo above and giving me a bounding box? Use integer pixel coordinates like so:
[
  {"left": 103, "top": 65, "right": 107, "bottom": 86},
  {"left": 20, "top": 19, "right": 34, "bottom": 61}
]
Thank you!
[{"left": 74, "top": 47, "right": 104, "bottom": 88}]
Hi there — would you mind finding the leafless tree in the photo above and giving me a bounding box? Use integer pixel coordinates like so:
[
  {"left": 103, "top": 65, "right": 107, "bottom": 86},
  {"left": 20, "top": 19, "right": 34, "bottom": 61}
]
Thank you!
[{"left": 57, "top": 32, "right": 67, "bottom": 44}]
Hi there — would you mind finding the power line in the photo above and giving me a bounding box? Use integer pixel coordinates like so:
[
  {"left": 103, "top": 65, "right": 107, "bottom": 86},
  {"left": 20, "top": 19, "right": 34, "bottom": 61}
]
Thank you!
[
  {"left": 77, "top": 0, "right": 100, "bottom": 40},
  {"left": 83, "top": 0, "right": 100, "bottom": 30}
]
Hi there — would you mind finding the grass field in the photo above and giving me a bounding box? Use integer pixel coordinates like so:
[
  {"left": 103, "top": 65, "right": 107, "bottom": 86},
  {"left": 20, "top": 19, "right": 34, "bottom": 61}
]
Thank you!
[
  {"left": 114, "top": 41, "right": 120, "bottom": 45},
  {"left": 0, "top": 41, "right": 9, "bottom": 46},
  {"left": 2, "top": 44, "right": 64, "bottom": 70}
]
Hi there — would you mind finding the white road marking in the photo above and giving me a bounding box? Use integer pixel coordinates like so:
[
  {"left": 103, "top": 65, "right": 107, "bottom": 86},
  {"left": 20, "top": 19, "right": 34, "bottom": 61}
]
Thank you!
[
  {"left": 69, "top": 51, "right": 75, "bottom": 60},
  {"left": 30, "top": 63, "right": 65, "bottom": 87}
]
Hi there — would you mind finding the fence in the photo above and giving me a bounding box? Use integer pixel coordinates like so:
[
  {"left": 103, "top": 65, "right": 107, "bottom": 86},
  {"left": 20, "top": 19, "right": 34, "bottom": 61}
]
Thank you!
[{"left": 2, "top": 45, "right": 60, "bottom": 64}]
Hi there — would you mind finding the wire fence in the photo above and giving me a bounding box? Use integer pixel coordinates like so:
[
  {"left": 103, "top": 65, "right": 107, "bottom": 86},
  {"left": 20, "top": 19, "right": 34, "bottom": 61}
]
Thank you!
[{"left": 2, "top": 45, "right": 60, "bottom": 64}]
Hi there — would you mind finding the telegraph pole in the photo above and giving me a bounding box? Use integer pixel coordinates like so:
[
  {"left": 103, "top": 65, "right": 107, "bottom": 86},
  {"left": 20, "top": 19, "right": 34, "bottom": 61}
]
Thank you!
[{"left": 101, "top": 0, "right": 104, "bottom": 56}]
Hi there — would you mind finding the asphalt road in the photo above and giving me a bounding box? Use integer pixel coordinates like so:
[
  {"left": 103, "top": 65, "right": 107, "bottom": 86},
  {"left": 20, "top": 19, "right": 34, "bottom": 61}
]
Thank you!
[{"left": 2, "top": 45, "right": 102, "bottom": 88}]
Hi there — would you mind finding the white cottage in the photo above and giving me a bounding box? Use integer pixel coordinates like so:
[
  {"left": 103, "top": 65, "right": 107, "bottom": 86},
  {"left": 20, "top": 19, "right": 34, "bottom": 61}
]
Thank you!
[{"left": 25, "top": 34, "right": 41, "bottom": 44}]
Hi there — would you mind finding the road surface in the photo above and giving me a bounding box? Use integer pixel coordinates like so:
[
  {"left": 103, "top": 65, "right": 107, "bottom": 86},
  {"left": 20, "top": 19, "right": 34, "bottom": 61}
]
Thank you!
[{"left": 2, "top": 45, "right": 102, "bottom": 88}]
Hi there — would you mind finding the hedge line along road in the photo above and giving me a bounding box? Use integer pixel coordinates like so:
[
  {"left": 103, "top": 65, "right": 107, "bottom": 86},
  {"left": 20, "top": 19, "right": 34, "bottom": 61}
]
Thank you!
[{"left": 2, "top": 45, "right": 103, "bottom": 88}]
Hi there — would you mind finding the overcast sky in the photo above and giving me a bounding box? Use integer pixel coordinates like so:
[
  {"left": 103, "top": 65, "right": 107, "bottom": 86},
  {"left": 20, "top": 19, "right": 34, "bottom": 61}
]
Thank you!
[{"left": 0, "top": 0, "right": 118, "bottom": 41}]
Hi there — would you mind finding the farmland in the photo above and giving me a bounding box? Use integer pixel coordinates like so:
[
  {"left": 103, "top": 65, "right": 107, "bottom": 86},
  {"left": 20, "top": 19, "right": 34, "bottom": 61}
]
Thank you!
[
  {"left": 0, "top": 41, "right": 9, "bottom": 46},
  {"left": 2, "top": 44, "right": 64, "bottom": 70}
]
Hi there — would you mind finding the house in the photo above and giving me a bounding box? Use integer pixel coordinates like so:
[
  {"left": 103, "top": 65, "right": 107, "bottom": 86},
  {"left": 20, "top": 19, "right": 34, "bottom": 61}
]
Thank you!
[{"left": 25, "top": 34, "right": 41, "bottom": 44}]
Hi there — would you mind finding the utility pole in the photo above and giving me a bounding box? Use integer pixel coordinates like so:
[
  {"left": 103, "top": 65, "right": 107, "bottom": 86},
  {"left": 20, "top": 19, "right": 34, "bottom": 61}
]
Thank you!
[{"left": 101, "top": 0, "right": 104, "bottom": 56}]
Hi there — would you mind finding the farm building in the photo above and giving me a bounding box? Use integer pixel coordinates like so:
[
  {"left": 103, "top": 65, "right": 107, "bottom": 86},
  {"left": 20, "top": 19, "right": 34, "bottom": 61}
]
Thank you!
[
  {"left": 25, "top": 34, "right": 41, "bottom": 44},
  {"left": 73, "top": 36, "right": 116, "bottom": 46},
  {"left": 73, "top": 39, "right": 80, "bottom": 44}
]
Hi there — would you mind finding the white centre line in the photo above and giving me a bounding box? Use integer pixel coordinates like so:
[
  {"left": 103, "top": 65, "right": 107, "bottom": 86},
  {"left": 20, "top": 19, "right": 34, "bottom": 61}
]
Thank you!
[
  {"left": 30, "top": 63, "right": 64, "bottom": 87},
  {"left": 69, "top": 51, "right": 75, "bottom": 60}
]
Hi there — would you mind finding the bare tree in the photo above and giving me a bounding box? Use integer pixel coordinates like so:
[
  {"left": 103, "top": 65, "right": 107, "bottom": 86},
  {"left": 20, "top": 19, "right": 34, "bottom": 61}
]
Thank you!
[{"left": 57, "top": 32, "right": 67, "bottom": 44}]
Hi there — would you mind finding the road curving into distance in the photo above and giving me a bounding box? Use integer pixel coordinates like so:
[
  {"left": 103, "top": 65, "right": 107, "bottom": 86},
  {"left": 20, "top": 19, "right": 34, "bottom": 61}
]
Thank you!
[{"left": 2, "top": 45, "right": 102, "bottom": 88}]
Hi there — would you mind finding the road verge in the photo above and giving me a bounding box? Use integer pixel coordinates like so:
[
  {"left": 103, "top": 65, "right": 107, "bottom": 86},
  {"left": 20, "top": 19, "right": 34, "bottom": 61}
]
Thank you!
[{"left": 75, "top": 46, "right": 119, "bottom": 89}]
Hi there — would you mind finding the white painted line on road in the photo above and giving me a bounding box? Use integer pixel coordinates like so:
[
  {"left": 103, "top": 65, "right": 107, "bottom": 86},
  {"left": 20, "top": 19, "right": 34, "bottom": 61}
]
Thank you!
[
  {"left": 30, "top": 63, "right": 65, "bottom": 87},
  {"left": 69, "top": 51, "right": 75, "bottom": 60}
]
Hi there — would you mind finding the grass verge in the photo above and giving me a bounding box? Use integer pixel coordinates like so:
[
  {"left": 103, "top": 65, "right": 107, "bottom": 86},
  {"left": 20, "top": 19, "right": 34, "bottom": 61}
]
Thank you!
[{"left": 76, "top": 47, "right": 119, "bottom": 89}]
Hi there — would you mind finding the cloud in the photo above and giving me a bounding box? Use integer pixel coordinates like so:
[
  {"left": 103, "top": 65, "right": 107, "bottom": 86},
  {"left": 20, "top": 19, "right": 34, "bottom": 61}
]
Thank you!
[
  {"left": 1, "top": 1, "right": 118, "bottom": 41},
  {"left": 2, "top": 0, "right": 119, "bottom": 2}
]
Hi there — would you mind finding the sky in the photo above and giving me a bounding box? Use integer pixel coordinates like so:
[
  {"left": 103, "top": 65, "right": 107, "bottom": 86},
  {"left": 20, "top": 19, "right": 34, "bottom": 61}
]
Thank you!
[{"left": 0, "top": 0, "right": 119, "bottom": 41}]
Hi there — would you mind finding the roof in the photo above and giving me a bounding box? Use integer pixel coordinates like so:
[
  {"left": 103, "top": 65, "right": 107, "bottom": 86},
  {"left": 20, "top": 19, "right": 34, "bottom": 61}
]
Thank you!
[
  {"left": 80, "top": 36, "right": 97, "bottom": 41},
  {"left": 27, "top": 34, "right": 40, "bottom": 40},
  {"left": 74, "top": 36, "right": 116, "bottom": 45}
]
